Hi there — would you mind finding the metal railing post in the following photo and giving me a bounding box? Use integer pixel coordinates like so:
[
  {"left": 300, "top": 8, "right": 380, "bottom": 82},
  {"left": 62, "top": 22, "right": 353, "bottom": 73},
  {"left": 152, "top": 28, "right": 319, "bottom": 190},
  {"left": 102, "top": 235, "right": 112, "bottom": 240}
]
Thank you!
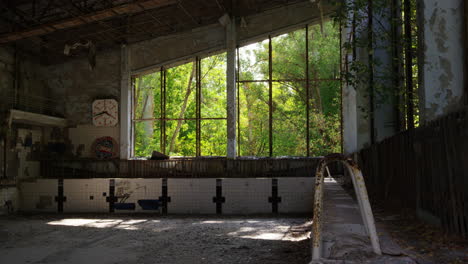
[{"left": 311, "top": 154, "right": 382, "bottom": 261}]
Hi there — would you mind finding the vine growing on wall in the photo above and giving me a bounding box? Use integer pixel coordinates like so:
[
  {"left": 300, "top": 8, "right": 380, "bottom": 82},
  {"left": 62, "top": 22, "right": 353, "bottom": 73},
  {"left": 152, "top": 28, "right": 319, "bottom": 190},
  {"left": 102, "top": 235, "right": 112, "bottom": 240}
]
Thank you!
[{"left": 330, "top": 0, "right": 419, "bottom": 129}]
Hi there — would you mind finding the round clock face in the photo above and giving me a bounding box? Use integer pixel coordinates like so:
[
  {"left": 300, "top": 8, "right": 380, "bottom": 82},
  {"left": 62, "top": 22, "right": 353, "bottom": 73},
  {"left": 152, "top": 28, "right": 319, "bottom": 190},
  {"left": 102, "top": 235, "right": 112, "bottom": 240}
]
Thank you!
[{"left": 92, "top": 99, "right": 118, "bottom": 127}]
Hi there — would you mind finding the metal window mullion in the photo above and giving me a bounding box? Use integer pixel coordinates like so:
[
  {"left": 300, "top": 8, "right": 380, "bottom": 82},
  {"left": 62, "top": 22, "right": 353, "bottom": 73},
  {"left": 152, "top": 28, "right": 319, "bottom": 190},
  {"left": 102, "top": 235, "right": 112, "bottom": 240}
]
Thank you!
[
  {"left": 368, "top": 0, "right": 375, "bottom": 144},
  {"left": 131, "top": 77, "right": 136, "bottom": 157},
  {"left": 310, "top": 29, "right": 316, "bottom": 155},
  {"left": 340, "top": 21, "right": 344, "bottom": 154},
  {"left": 236, "top": 47, "right": 241, "bottom": 157},
  {"left": 306, "top": 25, "right": 311, "bottom": 157},
  {"left": 162, "top": 68, "right": 167, "bottom": 154},
  {"left": 196, "top": 57, "right": 201, "bottom": 157},
  {"left": 404, "top": 0, "right": 414, "bottom": 129},
  {"left": 268, "top": 35, "right": 273, "bottom": 157}
]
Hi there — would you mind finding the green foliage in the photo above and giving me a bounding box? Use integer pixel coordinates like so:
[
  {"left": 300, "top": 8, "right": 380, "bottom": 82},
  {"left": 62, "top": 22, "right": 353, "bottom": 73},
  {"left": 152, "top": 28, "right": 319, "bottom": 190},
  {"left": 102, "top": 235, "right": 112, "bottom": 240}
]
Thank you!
[
  {"left": 238, "top": 22, "right": 342, "bottom": 156},
  {"left": 135, "top": 21, "right": 342, "bottom": 157},
  {"left": 332, "top": 0, "right": 420, "bottom": 129}
]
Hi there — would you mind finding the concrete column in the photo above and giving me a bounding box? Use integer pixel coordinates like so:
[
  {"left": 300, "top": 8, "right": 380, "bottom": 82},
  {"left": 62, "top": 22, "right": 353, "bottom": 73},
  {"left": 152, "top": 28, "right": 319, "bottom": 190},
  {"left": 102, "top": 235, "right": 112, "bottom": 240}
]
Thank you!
[
  {"left": 342, "top": 10, "right": 358, "bottom": 155},
  {"left": 226, "top": 17, "right": 237, "bottom": 158},
  {"left": 343, "top": 83, "right": 358, "bottom": 155},
  {"left": 356, "top": 45, "right": 372, "bottom": 150},
  {"left": 419, "top": 0, "right": 465, "bottom": 122},
  {"left": 371, "top": 3, "right": 398, "bottom": 142},
  {"left": 120, "top": 44, "right": 131, "bottom": 159}
]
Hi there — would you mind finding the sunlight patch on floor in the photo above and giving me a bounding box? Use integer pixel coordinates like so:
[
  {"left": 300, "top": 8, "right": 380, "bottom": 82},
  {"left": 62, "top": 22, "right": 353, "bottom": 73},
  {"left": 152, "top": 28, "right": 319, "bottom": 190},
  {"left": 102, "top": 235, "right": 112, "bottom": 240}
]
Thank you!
[{"left": 47, "top": 218, "right": 154, "bottom": 230}]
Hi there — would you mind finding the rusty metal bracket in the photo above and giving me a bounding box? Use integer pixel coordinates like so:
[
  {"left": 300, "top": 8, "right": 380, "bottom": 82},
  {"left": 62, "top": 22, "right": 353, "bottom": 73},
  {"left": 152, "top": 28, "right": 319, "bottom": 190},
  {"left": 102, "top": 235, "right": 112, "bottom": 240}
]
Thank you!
[{"left": 311, "top": 153, "right": 382, "bottom": 261}]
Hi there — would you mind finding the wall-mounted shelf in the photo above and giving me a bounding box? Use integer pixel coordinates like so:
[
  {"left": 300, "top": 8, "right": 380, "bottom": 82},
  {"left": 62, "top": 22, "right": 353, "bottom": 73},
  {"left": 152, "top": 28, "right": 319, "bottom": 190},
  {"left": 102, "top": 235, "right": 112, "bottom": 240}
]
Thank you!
[{"left": 8, "top": 109, "right": 67, "bottom": 127}]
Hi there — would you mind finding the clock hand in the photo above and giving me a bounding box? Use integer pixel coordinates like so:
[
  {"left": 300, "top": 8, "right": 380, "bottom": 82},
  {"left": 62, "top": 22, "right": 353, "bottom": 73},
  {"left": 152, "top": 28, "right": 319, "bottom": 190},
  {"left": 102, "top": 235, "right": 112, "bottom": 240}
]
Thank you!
[
  {"left": 103, "top": 111, "right": 116, "bottom": 119},
  {"left": 93, "top": 112, "right": 106, "bottom": 118},
  {"left": 94, "top": 111, "right": 116, "bottom": 119}
]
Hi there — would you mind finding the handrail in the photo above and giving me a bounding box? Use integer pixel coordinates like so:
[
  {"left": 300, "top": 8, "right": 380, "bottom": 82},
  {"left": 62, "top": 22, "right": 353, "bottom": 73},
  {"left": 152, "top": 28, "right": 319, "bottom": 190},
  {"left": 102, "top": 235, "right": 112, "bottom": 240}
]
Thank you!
[{"left": 311, "top": 154, "right": 382, "bottom": 261}]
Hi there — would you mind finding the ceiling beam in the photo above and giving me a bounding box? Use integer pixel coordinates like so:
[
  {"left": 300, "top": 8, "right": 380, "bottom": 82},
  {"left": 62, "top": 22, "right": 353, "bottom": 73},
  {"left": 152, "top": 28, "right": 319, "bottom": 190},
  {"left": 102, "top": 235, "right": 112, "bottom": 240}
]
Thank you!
[{"left": 0, "top": 0, "right": 177, "bottom": 44}]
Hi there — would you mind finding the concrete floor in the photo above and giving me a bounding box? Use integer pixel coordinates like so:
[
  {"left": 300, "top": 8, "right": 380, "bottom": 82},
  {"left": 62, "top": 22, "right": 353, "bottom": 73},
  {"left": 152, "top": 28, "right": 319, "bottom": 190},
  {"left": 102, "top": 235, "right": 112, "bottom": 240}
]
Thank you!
[
  {"left": 2, "top": 179, "right": 462, "bottom": 264},
  {"left": 0, "top": 215, "right": 311, "bottom": 264}
]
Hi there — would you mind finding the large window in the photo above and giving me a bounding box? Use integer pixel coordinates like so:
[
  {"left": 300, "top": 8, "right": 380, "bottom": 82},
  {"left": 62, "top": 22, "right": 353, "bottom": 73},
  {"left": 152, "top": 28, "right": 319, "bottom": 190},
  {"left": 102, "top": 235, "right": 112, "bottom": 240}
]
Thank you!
[
  {"left": 133, "top": 54, "right": 227, "bottom": 157},
  {"left": 238, "top": 23, "right": 341, "bottom": 157},
  {"left": 133, "top": 21, "right": 341, "bottom": 158}
]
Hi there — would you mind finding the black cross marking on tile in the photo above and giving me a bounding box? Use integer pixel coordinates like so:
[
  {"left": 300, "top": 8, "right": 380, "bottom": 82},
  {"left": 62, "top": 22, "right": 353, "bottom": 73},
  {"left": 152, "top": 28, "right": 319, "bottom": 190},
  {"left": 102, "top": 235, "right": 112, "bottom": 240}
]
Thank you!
[
  {"left": 105, "top": 179, "right": 117, "bottom": 213},
  {"left": 268, "top": 179, "right": 281, "bottom": 213},
  {"left": 54, "top": 179, "right": 66, "bottom": 213},
  {"left": 212, "top": 179, "right": 225, "bottom": 214},
  {"left": 158, "top": 178, "right": 171, "bottom": 214}
]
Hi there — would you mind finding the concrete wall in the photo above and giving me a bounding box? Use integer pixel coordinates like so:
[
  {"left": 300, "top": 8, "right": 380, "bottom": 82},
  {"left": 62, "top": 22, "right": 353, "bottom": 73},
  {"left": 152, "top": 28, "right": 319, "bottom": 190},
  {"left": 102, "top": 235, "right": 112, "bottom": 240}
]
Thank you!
[
  {"left": 33, "top": 49, "right": 122, "bottom": 159},
  {"left": 68, "top": 125, "right": 120, "bottom": 158},
  {"left": 419, "top": 0, "right": 465, "bottom": 122},
  {"left": 130, "top": 1, "right": 336, "bottom": 74},
  {"left": 0, "top": 46, "right": 63, "bottom": 181},
  {"left": 371, "top": 5, "right": 398, "bottom": 142},
  {"left": 0, "top": 46, "right": 15, "bottom": 179},
  {"left": 344, "top": 0, "right": 467, "bottom": 153},
  {"left": 18, "top": 178, "right": 314, "bottom": 214},
  {"left": 0, "top": 46, "right": 14, "bottom": 107},
  {"left": 33, "top": 1, "right": 336, "bottom": 160},
  {"left": 41, "top": 49, "right": 121, "bottom": 125},
  {"left": 0, "top": 46, "right": 60, "bottom": 115}
]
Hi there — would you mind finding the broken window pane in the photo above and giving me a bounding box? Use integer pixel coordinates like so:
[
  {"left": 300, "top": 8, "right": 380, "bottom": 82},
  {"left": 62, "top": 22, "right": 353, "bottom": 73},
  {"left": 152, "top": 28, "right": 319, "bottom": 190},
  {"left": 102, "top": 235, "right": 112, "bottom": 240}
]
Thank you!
[
  {"left": 308, "top": 23, "right": 341, "bottom": 81},
  {"left": 272, "top": 81, "right": 307, "bottom": 156},
  {"left": 166, "top": 62, "right": 196, "bottom": 119},
  {"left": 201, "top": 53, "right": 227, "bottom": 118},
  {"left": 165, "top": 120, "right": 196, "bottom": 156},
  {"left": 238, "top": 39, "right": 269, "bottom": 81},
  {"left": 201, "top": 120, "right": 227, "bottom": 156},
  {"left": 309, "top": 81, "right": 341, "bottom": 156},
  {"left": 272, "top": 28, "right": 306, "bottom": 80},
  {"left": 134, "top": 71, "right": 161, "bottom": 120},
  {"left": 134, "top": 120, "right": 162, "bottom": 157},
  {"left": 238, "top": 81, "right": 269, "bottom": 156}
]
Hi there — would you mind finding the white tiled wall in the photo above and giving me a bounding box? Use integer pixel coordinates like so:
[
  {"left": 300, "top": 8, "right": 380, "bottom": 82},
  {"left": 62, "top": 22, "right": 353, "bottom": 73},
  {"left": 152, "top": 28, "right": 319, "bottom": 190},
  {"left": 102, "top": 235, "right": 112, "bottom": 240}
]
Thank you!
[
  {"left": 278, "top": 177, "right": 315, "bottom": 213},
  {"left": 223, "top": 178, "right": 271, "bottom": 214},
  {"left": 168, "top": 179, "right": 216, "bottom": 214},
  {"left": 114, "top": 178, "right": 161, "bottom": 213},
  {"left": 64, "top": 179, "right": 109, "bottom": 212},
  {"left": 17, "top": 178, "right": 315, "bottom": 214},
  {"left": 0, "top": 187, "right": 18, "bottom": 215},
  {"left": 20, "top": 179, "right": 57, "bottom": 212}
]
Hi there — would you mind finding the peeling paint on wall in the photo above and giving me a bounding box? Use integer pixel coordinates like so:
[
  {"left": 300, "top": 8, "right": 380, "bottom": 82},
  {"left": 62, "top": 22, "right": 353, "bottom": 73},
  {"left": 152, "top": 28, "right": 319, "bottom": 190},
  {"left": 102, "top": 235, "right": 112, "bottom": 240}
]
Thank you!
[
  {"left": 41, "top": 49, "right": 121, "bottom": 125},
  {"left": 422, "top": 0, "right": 465, "bottom": 121}
]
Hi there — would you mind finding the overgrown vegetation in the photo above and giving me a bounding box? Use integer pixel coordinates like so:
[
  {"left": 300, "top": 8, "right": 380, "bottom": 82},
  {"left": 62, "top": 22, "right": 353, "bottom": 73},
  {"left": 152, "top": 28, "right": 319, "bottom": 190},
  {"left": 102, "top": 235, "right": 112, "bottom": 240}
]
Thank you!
[
  {"left": 332, "top": 0, "right": 420, "bottom": 130},
  {"left": 134, "top": 21, "right": 341, "bottom": 157}
]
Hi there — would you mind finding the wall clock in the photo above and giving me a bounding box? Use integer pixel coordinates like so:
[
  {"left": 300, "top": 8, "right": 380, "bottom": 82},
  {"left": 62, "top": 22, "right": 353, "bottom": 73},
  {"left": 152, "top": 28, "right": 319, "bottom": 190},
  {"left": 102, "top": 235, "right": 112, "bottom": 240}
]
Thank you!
[{"left": 92, "top": 99, "right": 118, "bottom": 126}]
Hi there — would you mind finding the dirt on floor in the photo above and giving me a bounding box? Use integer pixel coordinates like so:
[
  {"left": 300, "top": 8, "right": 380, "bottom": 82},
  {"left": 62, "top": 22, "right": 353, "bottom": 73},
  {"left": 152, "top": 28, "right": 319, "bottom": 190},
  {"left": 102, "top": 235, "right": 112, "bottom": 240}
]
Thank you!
[
  {"left": 334, "top": 175, "right": 468, "bottom": 264},
  {"left": 373, "top": 208, "right": 468, "bottom": 264},
  {"left": 0, "top": 215, "right": 312, "bottom": 264}
]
